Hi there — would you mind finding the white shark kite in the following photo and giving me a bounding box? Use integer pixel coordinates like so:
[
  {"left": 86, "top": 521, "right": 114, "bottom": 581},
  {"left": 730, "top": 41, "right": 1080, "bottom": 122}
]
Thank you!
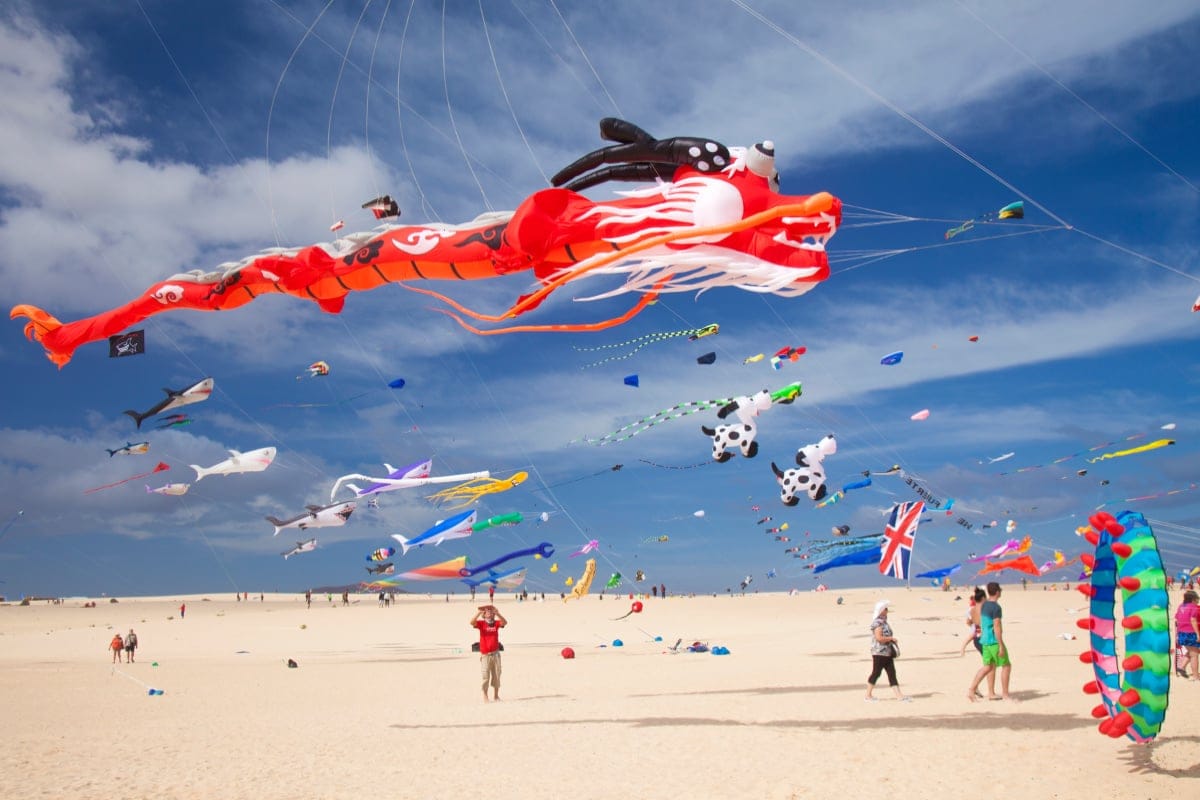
[
  {"left": 124, "top": 377, "right": 213, "bottom": 429},
  {"left": 281, "top": 538, "right": 317, "bottom": 560},
  {"left": 190, "top": 446, "right": 277, "bottom": 481},
  {"left": 266, "top": 500, "right": 356, "bottom": 536}
]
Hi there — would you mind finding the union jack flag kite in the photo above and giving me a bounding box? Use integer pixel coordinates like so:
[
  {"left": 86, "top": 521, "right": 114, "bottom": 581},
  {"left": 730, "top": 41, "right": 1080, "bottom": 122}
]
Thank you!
[{"left": 879, "top": 500, "right": 924, "bottom": 580}]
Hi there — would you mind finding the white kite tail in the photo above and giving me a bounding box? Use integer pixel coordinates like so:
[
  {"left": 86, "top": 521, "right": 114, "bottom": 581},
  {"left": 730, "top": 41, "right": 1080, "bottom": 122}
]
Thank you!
[
  {"left": 391, "top": 534, "right": 415, "bottom": 555},
  {"left": 190, "top": 464, "right": 209, "bottom": 482}
]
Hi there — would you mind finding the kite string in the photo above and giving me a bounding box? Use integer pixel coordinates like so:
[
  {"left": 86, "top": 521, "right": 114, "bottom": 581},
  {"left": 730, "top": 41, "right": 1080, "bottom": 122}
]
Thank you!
[
  {"left": 363, "top": 0, "right": 399, "bottom": 206},
  {"left": 478, "top": 0, "right": 551, "bottom": 185},
  {"left": 728, "top": 0, "right": 1071, "bottom": 229},
  {"left": 324, "top": 0, "right": 374, "bottom": 223},
  {"left": 441, "top": 0, "right": 492, "bottom": 211},
  {"left": 952, "top": 0, "right": 1200, "bottom": 197}
]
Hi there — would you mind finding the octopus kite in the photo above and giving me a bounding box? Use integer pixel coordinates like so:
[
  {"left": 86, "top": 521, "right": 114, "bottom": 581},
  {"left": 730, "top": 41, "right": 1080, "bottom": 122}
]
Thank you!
[
  {"left": 425, "top": 471, "right": 528, "bottom": 511},
  {"left": 13, "top": 118, "right": 840, "bottom": 367}
]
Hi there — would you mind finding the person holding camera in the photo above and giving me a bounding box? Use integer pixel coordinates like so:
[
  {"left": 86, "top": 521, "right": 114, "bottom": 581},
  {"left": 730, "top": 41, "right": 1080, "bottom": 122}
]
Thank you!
[{"left": 471, "top": 605, "right": 507, "bottom": 702}]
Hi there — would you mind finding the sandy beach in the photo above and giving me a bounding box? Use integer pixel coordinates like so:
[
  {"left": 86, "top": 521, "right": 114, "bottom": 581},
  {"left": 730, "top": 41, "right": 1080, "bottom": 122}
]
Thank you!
[{"left": 1, "top": 585, "right": 1196, "bottom": 799}]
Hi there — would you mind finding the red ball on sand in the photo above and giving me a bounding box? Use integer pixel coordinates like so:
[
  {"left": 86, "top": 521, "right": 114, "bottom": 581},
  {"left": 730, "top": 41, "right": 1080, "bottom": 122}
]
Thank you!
[
  {"left": 631, "top": 601, "right": 643, "bottom": 613},
  {"left": 561, "top": 647, "right": 575, "bottom": 659}
]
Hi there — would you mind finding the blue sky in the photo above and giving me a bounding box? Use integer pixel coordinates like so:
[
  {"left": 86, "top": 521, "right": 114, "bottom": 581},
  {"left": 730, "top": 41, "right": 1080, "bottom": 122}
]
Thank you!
[{"left": 0, "top": 1, "right": 1197, "bottom": 598}]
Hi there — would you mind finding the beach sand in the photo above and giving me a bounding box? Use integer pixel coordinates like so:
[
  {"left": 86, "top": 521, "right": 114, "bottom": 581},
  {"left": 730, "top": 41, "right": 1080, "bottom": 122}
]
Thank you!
[{"left": 1, "top": 585, "right": 1196, "bottom": 799}]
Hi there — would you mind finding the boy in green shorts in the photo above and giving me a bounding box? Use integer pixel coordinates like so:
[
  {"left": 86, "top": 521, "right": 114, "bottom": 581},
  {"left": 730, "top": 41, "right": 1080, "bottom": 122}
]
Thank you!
[{"left": 968, "top": 582, "right": 1013, "bottom": 701}]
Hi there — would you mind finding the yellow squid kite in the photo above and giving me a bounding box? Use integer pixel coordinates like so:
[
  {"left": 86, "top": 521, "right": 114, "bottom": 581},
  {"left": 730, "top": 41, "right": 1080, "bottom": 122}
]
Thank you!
[{"left": 425, "top": 471, "right": 528, "bottom": 510}]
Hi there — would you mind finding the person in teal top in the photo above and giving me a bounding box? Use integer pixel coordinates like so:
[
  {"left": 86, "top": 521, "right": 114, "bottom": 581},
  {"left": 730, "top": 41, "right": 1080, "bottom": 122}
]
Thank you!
[{"left": 968, "top": 582, "right": 1014, "bottom": 701}]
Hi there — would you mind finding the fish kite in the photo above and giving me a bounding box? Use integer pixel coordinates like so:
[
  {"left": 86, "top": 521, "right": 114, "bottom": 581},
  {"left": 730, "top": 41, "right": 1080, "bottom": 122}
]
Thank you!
[
  {"left": 365, "top": 562, "right": 395, "bottom": 575},
  {"left": 146, "top": 483, "right": 190, "bottom": 496},
  {"left": 154, "top": 414, "right": 192, "bottom": 430},
  {"left": 880, "top": 351, "right": 903, "bottom": 366},
  {"left": 106, "top": 441, "right": 149, "bottom": 457},
  {"left": 696, "top": 352, "right": 717, "bottom": 365},
  {"left": 910, "top": 409, "right": 930, "bottom": 421},
  {"left": 366, "top": 547, "right": 396, "bottom": 562},
  {"left": 281, "top": 538, "right": 317, "bottom": 560},
  {"left": 13, "top": 118, "right": 840, "bottom": 367},
  {"left": 564, "top": 558, "right": 597, "bottom": 602},
  {"left": 462, "top": 566, "right": 527, "bottom": 589},
  {"left": 426, "top": 471, "right": 528, "bottom": 511},
  {"left": 392, "top": 510, "right": 476, "bottom": 555},
  {"left": 191, "top": 447, "right": 276, "bottom": 482},
  {"left": 122, "top": 378, "right": 213, "bottom": 429},
  {"left": 743, "top": 353, "right": 765, "bottom": 364},
  {"left": 266, "top": 500, "right": 356, "bottom": 537},
  {"left": 85, "top": 462, "right": 169, "bottom": 494}
]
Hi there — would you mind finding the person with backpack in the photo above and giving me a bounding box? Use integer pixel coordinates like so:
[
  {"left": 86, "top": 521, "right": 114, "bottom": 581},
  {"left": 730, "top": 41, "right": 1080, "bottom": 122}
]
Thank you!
[{"left": 124, "top": 629, "right": 138, "bottom": 663}]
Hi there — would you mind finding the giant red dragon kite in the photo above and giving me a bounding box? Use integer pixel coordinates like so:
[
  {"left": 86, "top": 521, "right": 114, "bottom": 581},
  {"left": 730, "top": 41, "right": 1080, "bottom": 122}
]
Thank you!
[{"left": 12, "top": 118, "right": 841, "bottom": 367}]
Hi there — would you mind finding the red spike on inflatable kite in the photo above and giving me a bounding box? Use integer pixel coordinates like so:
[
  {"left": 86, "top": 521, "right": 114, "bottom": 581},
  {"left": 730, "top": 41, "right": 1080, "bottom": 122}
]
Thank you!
[
  {"left": 1076, "top": 617, "right": 1094, "bottom": 630},
  {"left": 1076, "top": 584, "right": 1096, "bottom": 598},
  {"left": 1118, "top": 576, "right": 1141, "bottom": 591},
  {"left": 1121, "top": 615, "right": 1143, "bottom": 631},
  {"left": 1105, "top": 520, "right": 1125, "bottom": 536},
  {"left": 1083, "top": 530, "right": 1100, "bottom": 546},
  {"left": 1122, "top": 654, "right": 1144, "bottom": 671},
  {"left": 1118, "top": 688, "right": 1141, "bottom": 706},
  {"left": 1080, "top": 553, "right": 1096, "bottom": 569},
  {"left": 1112, "top": 542, "right": 1133, "bottom": 557},
  {"left": 1078, "top": 651, "right": 1095, "bottom": 664},
  {"left": 1083, "top": 680, "right": 1101, "bottom": 694},
  {"left": 1090, "top": 704, "right": 1108, "bottom": 719}
]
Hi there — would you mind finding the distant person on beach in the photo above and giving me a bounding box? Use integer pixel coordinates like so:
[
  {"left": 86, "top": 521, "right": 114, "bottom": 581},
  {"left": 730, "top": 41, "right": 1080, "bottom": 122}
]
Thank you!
[
  {"left": 1175, "top": 590, "right": 1199, "bottom": 680},
  {"left": 488, "top": 585, "right": 495, "bottom": 603},
  {"left": 305, "top": 589, "right": 312, "bottom": 608},
  {"left": 968, "top": 582, "right": 1013, "bottom": 701},
  {"left": 959, "top": 587, "right": 985, "bottom": 657},
  {"left": 179, "top": 602, "right": 186, "bottom": 619},
  {"left": 110, "top": 633, "right": 125, "bottom": 663},
  {"left": 471, "top": 604, "right": 507, "bottom": 702},
  {"left": 864, "top": 599, "right": 909, "bottom": 702},
  {"left": 124, "top": 629, "right": 138, "bottom": 663}
]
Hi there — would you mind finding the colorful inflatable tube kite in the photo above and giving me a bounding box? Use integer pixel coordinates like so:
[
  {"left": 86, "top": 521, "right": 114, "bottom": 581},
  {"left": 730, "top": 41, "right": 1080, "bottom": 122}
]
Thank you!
[{"left": 1076, "top": 510, "right": 1170, "bottom": 742}]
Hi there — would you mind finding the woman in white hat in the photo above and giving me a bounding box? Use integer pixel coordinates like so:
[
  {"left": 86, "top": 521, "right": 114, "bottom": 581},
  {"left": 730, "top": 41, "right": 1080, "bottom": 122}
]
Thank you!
[{"left": 865, "top": 600, "right": 910, "bottom": 702}]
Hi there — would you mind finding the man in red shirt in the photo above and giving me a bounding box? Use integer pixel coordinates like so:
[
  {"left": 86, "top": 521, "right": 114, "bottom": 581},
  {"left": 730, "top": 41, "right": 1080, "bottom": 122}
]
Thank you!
[{"left": 471, "top": 605, "right": 507, "bottom": 702}]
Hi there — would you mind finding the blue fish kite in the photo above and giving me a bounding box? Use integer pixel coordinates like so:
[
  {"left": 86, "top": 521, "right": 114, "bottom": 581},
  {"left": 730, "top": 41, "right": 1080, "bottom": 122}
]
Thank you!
[
  {"left": 880, "top": 351, "right": 903, "bottom": 366},
  {"left": 392, "top": 510, "right": 476, "bottom": 555}
]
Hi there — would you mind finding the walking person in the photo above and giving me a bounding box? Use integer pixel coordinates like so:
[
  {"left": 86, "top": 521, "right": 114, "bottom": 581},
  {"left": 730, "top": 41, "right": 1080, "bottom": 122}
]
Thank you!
[
  {"left": 124, "top": 629, "right": 138, "bottom": 663},
  {"left": 968, "top": 582, "right": 1014, "bottom": 701},
  {"left": 864, "top": 600, "right": 909, "bottom": 702},
  {"left": 1174, "top": 590, "right": 1199, "bottom": 679},
  {"left": 110, "top": 633, "right": 125, "bottom": 663},
  {"left": 959, "top": 587, "right": 985, "bottom": 657},
  {"left": 470, "top": 604, "right": 507, "bottom": 702}
]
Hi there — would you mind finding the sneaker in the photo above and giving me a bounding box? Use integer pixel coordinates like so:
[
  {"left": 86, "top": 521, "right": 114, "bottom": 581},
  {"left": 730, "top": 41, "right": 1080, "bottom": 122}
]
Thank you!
[
  {"left": 864, "top": 697, "right": 879, "bottom": 703},
  {"left": 1176, "top": 668, "right": 1189, "bottom": 679}
]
